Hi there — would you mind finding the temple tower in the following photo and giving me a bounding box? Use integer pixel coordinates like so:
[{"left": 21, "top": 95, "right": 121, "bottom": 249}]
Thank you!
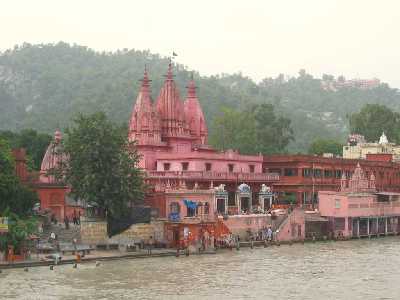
[
  {"left": 184, "top": 75, "right": 208, "bottom": 144},
  {"left": 156, "top": 63, "right": 190, "bottom": 139},
  {"left": 128, "top": 69, "right": 161, "bottom": 145}
]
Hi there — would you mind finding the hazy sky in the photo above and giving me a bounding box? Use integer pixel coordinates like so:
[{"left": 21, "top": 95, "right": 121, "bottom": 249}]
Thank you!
[{"left": 1, "top": 0, "right": 400, "bottom": 86}]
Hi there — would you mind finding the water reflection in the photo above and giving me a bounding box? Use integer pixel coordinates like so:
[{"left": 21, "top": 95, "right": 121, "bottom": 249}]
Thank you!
[{"left": 1, "top": 237, "right": 400, "bottom": 299}]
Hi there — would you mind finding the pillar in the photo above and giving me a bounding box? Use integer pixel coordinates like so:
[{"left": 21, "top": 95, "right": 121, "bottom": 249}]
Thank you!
[
  {"left": 367, "top": 217, "right": 370, "bottom": 236},
  {"left": 225, "top": 197, "right": 228, "bottom": 215},
  {"left": 376, "top": 217, "right": 379, "bottom": 235},
  {"left": 385, "top": 217, "right": 388, "bottom": 235},
  {"left": 357, "top": 219, "right": 360, "bottom": 238}
]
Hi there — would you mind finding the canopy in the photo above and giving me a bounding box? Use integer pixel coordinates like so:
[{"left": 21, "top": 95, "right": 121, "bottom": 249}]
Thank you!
[{"left": 183, "top": 199, "right": 198, "bottom": 210}]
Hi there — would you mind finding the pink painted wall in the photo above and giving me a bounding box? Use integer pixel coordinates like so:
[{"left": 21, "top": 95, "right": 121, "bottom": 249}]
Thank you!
[
  {"left": 156, "top": 155, "right": 263, "bottom": 173},
  {"left": 319, "top": 191, "right": 400, "bottom": 218},
  {"left": 164, "top": 190, "right": 215, "bottom": 221},
  {"left": 276, "top": 209, "right": 305, "bottom": 242},
  {"left": 223, "top": 215, "right": 272, "bottom": 239}
]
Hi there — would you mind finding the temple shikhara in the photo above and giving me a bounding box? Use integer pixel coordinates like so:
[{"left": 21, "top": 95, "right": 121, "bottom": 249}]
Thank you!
[{"left": 14, "top": 63, "right": 400, "bottom": 248}]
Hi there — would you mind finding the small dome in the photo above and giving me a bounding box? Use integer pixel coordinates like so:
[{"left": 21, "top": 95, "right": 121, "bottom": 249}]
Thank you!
[{"left": 238, "top": 183, "right": 251, "bottom": 193}]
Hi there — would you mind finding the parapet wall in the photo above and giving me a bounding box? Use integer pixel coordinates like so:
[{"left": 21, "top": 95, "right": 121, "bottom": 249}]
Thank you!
[{"left": 80, "top": 220, "right": 164, "bottom": 245}]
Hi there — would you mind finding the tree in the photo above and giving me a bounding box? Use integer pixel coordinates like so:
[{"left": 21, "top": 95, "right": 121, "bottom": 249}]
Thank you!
[
  {"left": 308, "top": 139, "right": 343, "bottom": 156},
  {"left": 0, "top": 129, "right": 52, "bottom": 170},
  {"left": 16, "top": 129, "right": 52, "bottom": 170},
  {"left": 252, "top": 104, "right": 294, "bottom": 154},
  {"left": 349, "top": 104, "right": 400, "bottom": 143},
  {"left": 209, "top": 107, "right": 255, "bottom": 154},
  {"left": 0, "top": 138, "right": 38, "bottom": 217},
  {"left": 0, "top": 212, "right": 37, "bottom": 253},
  {"left": 60, "top": 112, "right": 145, "bottom": 218},
  {"left": 209, "top": 104, "right": 293, "bottom": 155}
]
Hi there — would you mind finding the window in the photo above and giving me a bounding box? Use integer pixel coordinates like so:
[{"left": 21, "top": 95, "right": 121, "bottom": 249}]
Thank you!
[
  {"left": 228, "top": 164, "right": 234, "bottom": 173},
  {"left": 335, "top": 199, "right": 341, "bottom": 209},
  {"left": 181, "top": 162, "right": 189, "bottom": 171},
  {"left": 284, "top": 168, "right": 298, "bottom": 176},
  {"left": 205, "top": 163, "right": 212, "bottom": 171},
  {"left": 334, "top": 217, "right": 345, "bottom": 230},
  {"left": 228, "top": 192, "right": 236, "bottom": 206},
  {"left": 163, "top": 163, "right": 170, "bottom": 171},
  {"left": 270, "top": 168, "right": 282, "bottom": 175},
  {"left": 187, "top": 206, "right": 197, "bottom": 217},
  {"left": 302, "top": 168, "right": 312, "bottom": 177},
  {"left": 313, "top": 169, "right": 322, "bottom": 177},
  {"left": 204, "top": 202, "right": 209, "bottom": 215},
  {"left": 335, "top": 170, "right": 342, "bottom": 178},
  {"left": 324, "top": 170, "right": 333, "bottom": 178},
  {"left": 249, "top": 165, "right": 255, "bottom": 173}
]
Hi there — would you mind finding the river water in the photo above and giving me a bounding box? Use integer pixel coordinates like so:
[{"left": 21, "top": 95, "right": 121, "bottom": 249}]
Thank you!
[{"left": 1, "top": 237, "right": 400, "bottom": 300}]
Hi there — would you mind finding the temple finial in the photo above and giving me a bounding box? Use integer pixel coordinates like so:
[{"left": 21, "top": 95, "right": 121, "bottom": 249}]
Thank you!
[
  {"left": 186, "top": 72, "right": 197, "bottom": 98},
  {"left": 140, "top": 65, "right": 151, "bottom": 88},
  {"left": 166, "top": 62, "right": 174, "bottom": 81}
]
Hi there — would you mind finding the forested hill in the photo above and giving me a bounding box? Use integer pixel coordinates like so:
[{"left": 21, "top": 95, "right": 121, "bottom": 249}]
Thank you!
[{"left": 1, "top": 42, "right": 399, "bottom": 152}]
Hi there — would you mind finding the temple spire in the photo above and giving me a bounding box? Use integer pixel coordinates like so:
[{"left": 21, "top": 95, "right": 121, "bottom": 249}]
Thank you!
[
  {"left": 166, "top": 62, "right": 174, "bottom": 81},
  {"left": 186, "top": 73, "right": 197, "bottom": 98}
]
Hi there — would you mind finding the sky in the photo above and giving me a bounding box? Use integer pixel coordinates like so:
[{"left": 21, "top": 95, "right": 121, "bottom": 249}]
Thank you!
[{"left": 1, "top": 0, "right": 400, "bottom": 86}]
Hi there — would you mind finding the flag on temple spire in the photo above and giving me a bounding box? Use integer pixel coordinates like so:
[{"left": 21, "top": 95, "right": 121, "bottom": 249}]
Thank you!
[{"left": 172, "top": 51, "right": 178, "bottom": 57}]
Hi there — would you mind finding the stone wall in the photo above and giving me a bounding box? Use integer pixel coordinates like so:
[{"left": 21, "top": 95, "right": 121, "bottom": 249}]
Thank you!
[{"left": 80, "top": 219, "right": 165, "bottom": 246}]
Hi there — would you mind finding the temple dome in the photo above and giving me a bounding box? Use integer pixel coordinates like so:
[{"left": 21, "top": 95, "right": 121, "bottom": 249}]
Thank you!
[
  {"left": 40, "top": 130, "right": 66, "bottom": 183},
  {"left": 379, "top": 132, "right": 389, "bottom": 144}
]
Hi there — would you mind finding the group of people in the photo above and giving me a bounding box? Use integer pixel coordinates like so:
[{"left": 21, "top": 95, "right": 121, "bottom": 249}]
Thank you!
[
  {"left": 63, "top": 211, "right": 81, "bottom": 230},
  {"left": 249, "top": 226, "right": 274, "bottom": 242}
]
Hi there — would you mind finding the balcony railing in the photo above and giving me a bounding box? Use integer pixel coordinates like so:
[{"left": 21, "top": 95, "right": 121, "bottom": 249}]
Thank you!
[{"left": 146, "top": 171, "right": 279, "bottom": 182}]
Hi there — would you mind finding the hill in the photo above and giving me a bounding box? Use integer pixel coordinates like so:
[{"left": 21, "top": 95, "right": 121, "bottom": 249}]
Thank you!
[{"left": 1, "top": 42, "right": 399, "bottom": 152}]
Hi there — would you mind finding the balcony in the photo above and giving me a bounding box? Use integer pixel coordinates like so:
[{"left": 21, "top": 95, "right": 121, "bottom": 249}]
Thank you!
[{"left": 146, "top": 171, "right": 279, "bottom": 182}]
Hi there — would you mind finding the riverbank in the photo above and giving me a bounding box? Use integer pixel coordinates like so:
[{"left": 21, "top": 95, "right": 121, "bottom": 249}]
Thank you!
[
  {"left": 1, "top": 235, "right": 394, "bottom": 270},
  {"left": 0, "top": 248, "right": 217, "bottom": 270}
]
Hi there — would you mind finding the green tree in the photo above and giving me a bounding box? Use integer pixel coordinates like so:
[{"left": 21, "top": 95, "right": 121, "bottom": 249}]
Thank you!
[
  {"left": 209, "top": 107, "right": 255, "bottom": 154},
  {"left": 252, "top": 104, "right": 294, "bottom": 154},
  {"left": 16, "top": 129, "right": 52, "bottom": 170},
  {"left": 308, "top": 138, "right": 343, "bottom": 156},
  {"left": 60, "top": 112, "right": 145, "bottom": 218},
  {"left": 0, "top": 212, "right": 37, "bottom": 253},
  {"left": 0, "top": 138, "right": 38, "bottom": 217},
  {"left": 209, "top": 104, "right": 293, "bottom": 155},
  {"left": 0, "top": 129, "right": 51, "bottom": 170},
  {"left": 349, "top": 104, "right": 400, "bottom": 143}
]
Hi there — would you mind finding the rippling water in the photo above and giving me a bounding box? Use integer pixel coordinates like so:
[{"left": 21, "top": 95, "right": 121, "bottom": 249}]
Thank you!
[{"left": 1, "top": 237, "right": 400, "bottom": 300}]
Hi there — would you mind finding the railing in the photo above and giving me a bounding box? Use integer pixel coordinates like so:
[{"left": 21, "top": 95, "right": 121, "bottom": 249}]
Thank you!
[
  {"left": 146, "top": 171, "right": 279, "bottom": 182},
  {"left": 347, "top": 201, "right": 400, "bottom": 216}
]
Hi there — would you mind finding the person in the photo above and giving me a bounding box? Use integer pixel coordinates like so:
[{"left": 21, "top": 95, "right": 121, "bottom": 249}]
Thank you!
[
  {"left": 77, "top": 211, "right": 81, "bottom": 225},
  {"left": 50, "top": 231, "right": 56, "bottom": 242},
  {"left": 148, "top": 236, "right": 154, "bottom": 255},
  {"left": 72, "top": 238, "right": 78, "bottom": 253},
  {"left": 64, "top": 215, "right": 70, "bottom": 230},
  {"left": 267, "top": 226, "right": 273, "bottom": 242},
  {"left": 73, "top": 210, "right": 77, "bottom": 225}
]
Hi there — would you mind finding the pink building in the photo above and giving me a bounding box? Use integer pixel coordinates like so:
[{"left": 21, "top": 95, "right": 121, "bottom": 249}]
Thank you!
[
  {"left": 129, "top": 64, "right": 278, "bottom": 216},
  {"left": 319, "top": 164, "right": 400, "bottom": 238},
  {"left": 128, "top": 64, "right": 280, "bottom": 245}
]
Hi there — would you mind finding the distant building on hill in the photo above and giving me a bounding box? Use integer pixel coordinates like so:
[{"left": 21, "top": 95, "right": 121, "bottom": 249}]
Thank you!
[
  {"left": 343, "top": 132, "right": 400, "bottom": 162},
  {"left": 321, "top": 78, "right": 380, "bottom": 91}
]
